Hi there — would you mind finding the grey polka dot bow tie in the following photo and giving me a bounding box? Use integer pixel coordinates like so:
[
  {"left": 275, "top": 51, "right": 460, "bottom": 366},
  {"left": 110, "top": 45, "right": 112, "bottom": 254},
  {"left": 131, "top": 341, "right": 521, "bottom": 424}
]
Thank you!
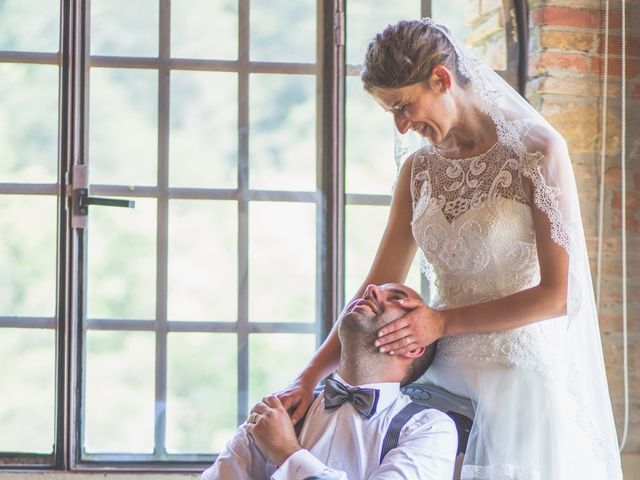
[{"left": 323, "top": 377, "right": 380, "bottom": 419}]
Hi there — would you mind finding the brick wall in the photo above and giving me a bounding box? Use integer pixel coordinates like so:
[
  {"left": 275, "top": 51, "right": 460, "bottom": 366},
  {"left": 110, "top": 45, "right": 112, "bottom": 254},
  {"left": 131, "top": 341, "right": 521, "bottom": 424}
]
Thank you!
[
  {"left": 527, "top": 0, "right": 640, "bottom": 453},
  {"left": 466, "top": 0, "right": 640, "bottom": 454}
]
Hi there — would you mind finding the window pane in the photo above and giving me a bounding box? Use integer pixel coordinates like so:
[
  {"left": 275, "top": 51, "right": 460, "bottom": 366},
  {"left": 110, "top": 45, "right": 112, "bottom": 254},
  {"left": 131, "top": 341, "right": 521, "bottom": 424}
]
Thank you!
[
  {"left": 249, "top": 333, "right": 315, "bottom": 408},
  {"left": 0, "top": 195, "right": 57, "bottom": 317},
  {"left": 0, "top": 0, "right": 59, "bottom": 52},
  {"left": 0, "top": 328, "right": 55, "bottom": 453},
  {"left": 0, "top": 64, "right": 59, "bottom": 184},
  {"left": 406, "top": 257, "right": 423, "bottom": 298},
  {"left": 249, "top": 74, "right": 316, "bottom": 191},
  {"left": 345, "top": 76, "right": 397, "bottom": 195},
  {"left": 345, "top": 205, "right": 389, "bottom": 299},
  {"left": 345, "top": 204, "right": 423, "bottom": 299},
  {"left": 433, "top": 0, "right": 507, "bottom": 70},
  {"left": 84, "top": 331, "right": 155, "bottom": 453},
  {"left": 166, "top": 333, "right": 237, "bottom": 453},
  {"left": 168, "top": 200, "right": 237, "bottom": 322},
  {"left": 249, "top": 202, "right": 316, "bottom": 323},
  {"left": 250, "top": 0, "right": 315, "bottom": 63},
  {"left": 89, "top": 68, "right": 158, "bottom": 186},
  {"left": 87, "top": 198, "right": 156, "bottom": 320},
  {"left": 90, "top": 0, "right": 158, "bottom": 57},
  {"left": 346, "top": 0, "right": 421, "bottom": 66},
  {"left": 171, "top": 0, "right": 237, "bottom": 60},
  {"left": 170, "top": 71, "right": 237, "bottom": 189}
]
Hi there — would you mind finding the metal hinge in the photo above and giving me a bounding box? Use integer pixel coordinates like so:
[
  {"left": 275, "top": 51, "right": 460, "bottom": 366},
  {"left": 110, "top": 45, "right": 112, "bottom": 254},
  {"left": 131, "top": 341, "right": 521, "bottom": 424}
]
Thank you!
[
  {"left": 334, "top": 10, "right": 345, "bottom": 47},
  {"left": 70, "top": 164, "right": 135, "bottom": 229}
]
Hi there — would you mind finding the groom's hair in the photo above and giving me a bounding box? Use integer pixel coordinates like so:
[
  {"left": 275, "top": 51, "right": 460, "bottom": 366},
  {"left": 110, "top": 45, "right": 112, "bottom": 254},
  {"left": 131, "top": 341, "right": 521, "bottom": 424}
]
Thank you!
[{"left": 402, "top": 341, "right": 437, "bottom": 386}]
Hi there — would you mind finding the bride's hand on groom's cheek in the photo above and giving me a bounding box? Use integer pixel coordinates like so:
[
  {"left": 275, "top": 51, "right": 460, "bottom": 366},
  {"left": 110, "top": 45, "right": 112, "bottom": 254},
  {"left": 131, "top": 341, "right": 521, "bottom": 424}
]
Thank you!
[{"left": 374, "top": 298, "right": 445, "bottom": 356}]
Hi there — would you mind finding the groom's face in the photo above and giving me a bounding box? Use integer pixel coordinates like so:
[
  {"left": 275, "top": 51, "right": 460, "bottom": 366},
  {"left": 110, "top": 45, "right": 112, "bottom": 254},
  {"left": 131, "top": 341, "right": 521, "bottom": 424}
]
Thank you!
[{"left": 345, "top": 283, "right": 421, "bottom": 332}]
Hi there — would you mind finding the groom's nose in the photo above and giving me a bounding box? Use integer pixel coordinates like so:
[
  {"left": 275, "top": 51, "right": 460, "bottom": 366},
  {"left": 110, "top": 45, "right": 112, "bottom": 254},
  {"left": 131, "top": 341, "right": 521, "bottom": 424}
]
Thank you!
[{"left": 364, "top": 284, "right": 381, "bottom": 302}]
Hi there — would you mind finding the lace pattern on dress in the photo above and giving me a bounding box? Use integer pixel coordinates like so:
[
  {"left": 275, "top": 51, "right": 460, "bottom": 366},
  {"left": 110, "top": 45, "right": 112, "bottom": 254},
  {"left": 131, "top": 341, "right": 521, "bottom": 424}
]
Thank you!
[
  {"left": 409, "top": 132, "right": 557, "bottom": 376},
  {"left": 410, "top": 142, "right": 530, "bottom": 225}
]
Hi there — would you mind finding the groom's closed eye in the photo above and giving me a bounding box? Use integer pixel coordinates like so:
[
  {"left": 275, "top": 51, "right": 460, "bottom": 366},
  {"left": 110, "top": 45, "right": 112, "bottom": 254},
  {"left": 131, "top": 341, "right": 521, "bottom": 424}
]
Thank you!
[{"left": 385, "top": 288, "right": 409, "bottom": 300}]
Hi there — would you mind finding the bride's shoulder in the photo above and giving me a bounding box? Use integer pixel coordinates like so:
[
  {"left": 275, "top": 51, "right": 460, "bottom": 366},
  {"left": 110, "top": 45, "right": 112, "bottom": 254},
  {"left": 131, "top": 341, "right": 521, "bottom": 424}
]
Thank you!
[
  {"left": 520, "top": 120, "right": 568, "bottom": 157},
  {"left": 404, "top": 145, "right": 435, "bottom": 171},
  {"left": 396, "top": 147, "right": 432, "bottom": 195}
]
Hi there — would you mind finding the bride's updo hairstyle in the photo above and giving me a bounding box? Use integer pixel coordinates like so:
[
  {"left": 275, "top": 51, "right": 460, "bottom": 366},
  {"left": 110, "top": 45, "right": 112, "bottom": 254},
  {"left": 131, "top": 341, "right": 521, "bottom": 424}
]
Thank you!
[{"left": 361, "top": 19, "right": 470, "bottom": 92}]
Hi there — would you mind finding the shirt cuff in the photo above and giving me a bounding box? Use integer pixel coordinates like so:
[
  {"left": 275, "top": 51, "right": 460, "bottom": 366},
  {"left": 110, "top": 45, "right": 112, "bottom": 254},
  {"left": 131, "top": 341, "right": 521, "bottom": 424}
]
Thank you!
[{"left": 271, "top": 449, "right": 328, "bottom": 480}]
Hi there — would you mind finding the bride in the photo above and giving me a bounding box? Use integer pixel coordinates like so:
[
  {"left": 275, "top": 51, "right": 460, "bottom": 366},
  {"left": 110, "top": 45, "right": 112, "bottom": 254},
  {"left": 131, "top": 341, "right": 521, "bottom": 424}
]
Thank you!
[{"left": 278, "top": 18, "right": 622, "bottom": 479}]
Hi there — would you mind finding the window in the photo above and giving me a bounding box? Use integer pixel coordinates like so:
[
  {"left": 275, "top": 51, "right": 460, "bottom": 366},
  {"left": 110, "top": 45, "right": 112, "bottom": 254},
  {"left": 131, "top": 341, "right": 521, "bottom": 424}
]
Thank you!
[
  {"left": 0, "top": 0, "right": 62, "bottom": 466},
  {"left": 0, "top": 0, "right": 526, "bottom": 470}
]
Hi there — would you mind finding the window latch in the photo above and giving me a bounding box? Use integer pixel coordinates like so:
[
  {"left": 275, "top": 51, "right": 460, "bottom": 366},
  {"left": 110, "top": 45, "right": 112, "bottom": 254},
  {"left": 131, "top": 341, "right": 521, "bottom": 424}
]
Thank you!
[
  {"left": 70, "top": 164, "right": 135, "bottom": 229},
  {"left": 76, "top": 189, "right": 135, "bottom": 214}
]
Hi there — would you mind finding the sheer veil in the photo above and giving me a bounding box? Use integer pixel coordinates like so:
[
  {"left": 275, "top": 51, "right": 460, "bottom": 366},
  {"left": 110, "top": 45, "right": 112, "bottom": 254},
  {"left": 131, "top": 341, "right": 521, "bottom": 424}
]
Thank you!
[{"left": 394, "top": 17, "right": 622, "bottom": 477}]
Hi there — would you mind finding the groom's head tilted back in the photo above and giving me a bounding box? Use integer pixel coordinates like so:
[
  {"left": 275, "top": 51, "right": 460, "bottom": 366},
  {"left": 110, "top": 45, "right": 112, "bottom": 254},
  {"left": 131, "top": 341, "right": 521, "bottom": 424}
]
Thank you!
[{"left": 337, "top": 283, "right": 436, "bottom": 386}]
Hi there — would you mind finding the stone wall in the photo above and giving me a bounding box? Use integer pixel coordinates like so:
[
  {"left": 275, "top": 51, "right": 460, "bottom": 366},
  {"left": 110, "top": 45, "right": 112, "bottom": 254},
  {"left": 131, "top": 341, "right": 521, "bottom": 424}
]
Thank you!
[
  {"left": 465, "top": 0, "right": 509, "bottom": 70},
  {"left": 466, "top": 0, "right": 640, "bottom": 454}
]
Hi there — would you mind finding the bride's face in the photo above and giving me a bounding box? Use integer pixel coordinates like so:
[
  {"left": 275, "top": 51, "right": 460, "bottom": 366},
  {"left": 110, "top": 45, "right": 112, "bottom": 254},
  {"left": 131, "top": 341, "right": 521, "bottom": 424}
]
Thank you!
[{"left": 371, "top": 68, "right": 456, "bottom": 145}]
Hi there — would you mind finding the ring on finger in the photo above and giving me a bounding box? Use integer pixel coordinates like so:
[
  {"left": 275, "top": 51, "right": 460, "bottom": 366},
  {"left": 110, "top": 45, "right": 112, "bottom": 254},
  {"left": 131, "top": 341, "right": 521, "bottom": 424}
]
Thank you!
[
  {"left": 250, "top": 413, "right": 257, "bottom": 423},
  {"left": 405, "top": 336, "right": 412, "bottom": 345}
]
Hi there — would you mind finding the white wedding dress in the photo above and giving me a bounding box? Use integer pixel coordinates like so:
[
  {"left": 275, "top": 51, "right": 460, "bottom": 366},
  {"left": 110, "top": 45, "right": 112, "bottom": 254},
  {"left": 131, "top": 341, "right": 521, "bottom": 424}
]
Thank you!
[{"left": 410, "top": 118, "right": 620, "bottom": 479}]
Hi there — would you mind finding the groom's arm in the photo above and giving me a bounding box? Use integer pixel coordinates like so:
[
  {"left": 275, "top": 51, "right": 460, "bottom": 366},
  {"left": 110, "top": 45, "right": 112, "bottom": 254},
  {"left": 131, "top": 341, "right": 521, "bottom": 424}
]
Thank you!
[
  {"left": 247, "top": 395, "right": 347, "bottom": 480},
  {"left": 201, "top": 423, "right": 271, "bottom": 480}
]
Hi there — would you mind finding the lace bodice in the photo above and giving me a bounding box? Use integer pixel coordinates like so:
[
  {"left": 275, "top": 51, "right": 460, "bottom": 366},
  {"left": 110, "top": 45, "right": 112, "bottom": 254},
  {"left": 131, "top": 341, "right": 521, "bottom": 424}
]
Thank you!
[{"left": 410, "top": 131, "right": 556, "bottom": 375}]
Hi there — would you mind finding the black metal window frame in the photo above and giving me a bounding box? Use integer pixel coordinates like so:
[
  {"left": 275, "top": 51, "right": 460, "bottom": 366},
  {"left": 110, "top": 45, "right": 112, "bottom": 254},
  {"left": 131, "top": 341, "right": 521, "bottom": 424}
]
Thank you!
[{"left": 0, "top": 0, "right": 528, "bottom": 471}]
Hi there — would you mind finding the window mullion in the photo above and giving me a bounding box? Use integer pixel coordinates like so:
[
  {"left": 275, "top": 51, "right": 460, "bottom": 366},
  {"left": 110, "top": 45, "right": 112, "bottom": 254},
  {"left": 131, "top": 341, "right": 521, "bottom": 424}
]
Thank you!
[
  {"left": 317, "top": 0, "right": 346, "bottom": 343},
  {"left": 153, "top": 0, "right": 171, "bottom": 459},
  {"left": 62, "top": 0, "right": 89, "bottom": 470},
  {"left": 237, "top": 0, "right": 250, "bottom": 427}
]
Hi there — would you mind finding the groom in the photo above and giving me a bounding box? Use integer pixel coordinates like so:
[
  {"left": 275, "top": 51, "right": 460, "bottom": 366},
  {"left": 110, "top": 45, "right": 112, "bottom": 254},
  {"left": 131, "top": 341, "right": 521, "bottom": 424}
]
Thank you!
[{"left": 201, "top": 283, "right": 457, "bottom": 480}]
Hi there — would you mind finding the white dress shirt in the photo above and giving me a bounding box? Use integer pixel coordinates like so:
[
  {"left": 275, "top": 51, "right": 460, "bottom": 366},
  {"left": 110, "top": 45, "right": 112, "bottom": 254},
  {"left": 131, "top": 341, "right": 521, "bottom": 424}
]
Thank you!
[{"left": 201, "top": 374, "right": 457, "bottom": 480}]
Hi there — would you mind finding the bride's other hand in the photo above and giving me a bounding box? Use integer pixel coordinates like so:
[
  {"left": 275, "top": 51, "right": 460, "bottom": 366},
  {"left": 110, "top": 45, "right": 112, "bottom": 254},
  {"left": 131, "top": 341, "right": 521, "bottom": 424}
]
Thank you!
[
  {"left": 374, "top": 297, "right": 445, "bottom": 355},
  {"left": 276, "top": 379, "right": 315, "bottom": 426}
]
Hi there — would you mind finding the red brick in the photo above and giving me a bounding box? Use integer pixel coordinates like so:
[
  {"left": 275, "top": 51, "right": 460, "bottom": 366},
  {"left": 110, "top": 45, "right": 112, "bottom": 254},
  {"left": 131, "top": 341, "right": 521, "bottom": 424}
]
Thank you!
[
  {"left": 611, "top": 191, "right": 640, "bottom": 210},
  {"left": 591, "top": 56, "right": 640, "bottom": 78},
  {"left": 585, "top": 236, "right": 622, "bottom": 254},
  {"left": 535, "top": 51, "right": 591, "bottom": 73},
  {"left": 599, "top": 310, "right": 640, "bottom": 332},
  {"left": 612, "top": 210, "right": 640, "bottom": 231},
  {"left": 530, "top": 7, "right": 622, "bottom": 30},
  {"left": 598, "top": 35, "right": 640, "bottom": 58},
  {"left": 531, "top": 7, "right": 597, "bottom": 28},
  {"left": 605, "top": 167, "right": 623, "bottom": 187},
  {"left": 604, "top": 169, "right": 640, "bottom": 190},
  {"left": 599, "top": 312, "right": 621, "bottom": 332}
]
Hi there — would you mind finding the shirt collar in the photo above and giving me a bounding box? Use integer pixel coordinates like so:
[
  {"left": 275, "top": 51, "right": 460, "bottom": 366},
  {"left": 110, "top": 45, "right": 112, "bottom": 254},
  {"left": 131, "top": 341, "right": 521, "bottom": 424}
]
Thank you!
[{"left": 331, "top": 372, "right": 402, "bottom": 415}]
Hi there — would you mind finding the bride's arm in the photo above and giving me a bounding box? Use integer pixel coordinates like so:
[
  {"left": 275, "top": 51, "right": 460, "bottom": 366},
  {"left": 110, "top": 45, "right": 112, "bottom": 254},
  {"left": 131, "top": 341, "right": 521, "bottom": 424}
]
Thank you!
[
  {"left": 375, "top": 196, "right": 569, "bottom": 355},
  {"left": 278, "top": 155, "right": 418, "bottom": 422}
]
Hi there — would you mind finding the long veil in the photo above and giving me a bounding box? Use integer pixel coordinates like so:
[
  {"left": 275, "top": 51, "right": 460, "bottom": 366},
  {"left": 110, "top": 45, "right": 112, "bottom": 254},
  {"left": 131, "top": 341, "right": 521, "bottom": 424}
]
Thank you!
[{"left": 394, "top": 18, "right": 622, "bottom": 478}]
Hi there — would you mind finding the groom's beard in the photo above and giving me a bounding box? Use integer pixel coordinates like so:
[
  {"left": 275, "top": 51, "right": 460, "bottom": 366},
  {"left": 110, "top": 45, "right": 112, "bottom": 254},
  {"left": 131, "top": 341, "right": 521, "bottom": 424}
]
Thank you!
[{"left": 337, "top": 310, "right": 395, "bottom": 385}]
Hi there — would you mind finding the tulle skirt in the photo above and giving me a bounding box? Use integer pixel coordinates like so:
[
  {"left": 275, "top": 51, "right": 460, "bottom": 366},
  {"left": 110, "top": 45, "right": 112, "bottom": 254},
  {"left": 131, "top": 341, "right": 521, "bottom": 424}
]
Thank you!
[{"left": 419, "top": 353, "right": 616, "bottom": 480}]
